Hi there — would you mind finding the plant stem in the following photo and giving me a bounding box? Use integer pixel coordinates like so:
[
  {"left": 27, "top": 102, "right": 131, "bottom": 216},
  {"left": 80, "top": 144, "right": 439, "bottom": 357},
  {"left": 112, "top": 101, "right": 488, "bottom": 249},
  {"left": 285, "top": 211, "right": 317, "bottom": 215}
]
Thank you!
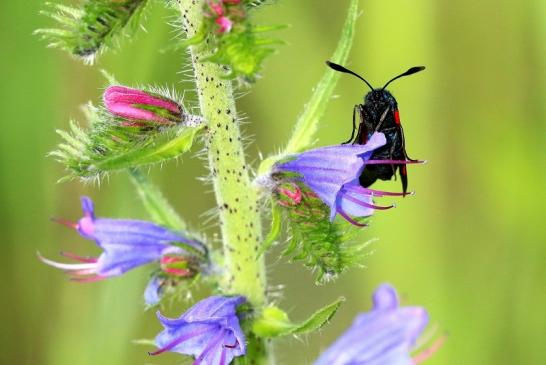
[
  {"left": 178, "top": 1, "right": 268, "bottom": 362},
  {"left": 129, "top": 168, "right": 186, "bottom": 230}
]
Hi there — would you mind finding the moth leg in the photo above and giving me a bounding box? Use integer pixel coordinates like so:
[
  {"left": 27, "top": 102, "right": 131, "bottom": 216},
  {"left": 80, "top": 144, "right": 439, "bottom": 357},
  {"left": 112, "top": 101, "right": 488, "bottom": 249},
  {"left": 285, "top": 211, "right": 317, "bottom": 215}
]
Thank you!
[
  {"left": 399, "top": 123, "right": 417, "bottom": 161},
  {"left": 342, "top": 105, "right": 360, "bottom": 144},
  {"left": 399, "top": 164, "right": 408, "bottom": 195},
  {"left": 374, "top": 107, "right": 390, "bottom": 132}
]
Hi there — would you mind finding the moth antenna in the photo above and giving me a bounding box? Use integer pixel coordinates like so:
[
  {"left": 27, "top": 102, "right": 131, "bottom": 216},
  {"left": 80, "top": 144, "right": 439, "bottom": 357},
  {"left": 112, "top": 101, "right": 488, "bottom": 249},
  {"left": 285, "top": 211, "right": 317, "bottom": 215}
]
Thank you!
[
  {"left": 326, "top": 60, "right": 374, "bottom": 91},
  {"left": 382, "top": 66, "right": 425, "bottom": 90}
]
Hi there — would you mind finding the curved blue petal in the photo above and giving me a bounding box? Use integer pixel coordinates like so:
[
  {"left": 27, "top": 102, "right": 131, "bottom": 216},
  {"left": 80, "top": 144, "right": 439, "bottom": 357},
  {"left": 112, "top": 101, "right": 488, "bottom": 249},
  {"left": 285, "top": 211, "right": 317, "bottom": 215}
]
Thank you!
[
  {"left": 96, "top": 243, "right": 182, "bottom": 276},
  {"left": 144, "top": 276, "right": 164, "bottom": 306},
  {"left": 80, "top": 196, "right": 95, "bottom": 219},
  {"left": 154, "top": 296, "right": 246, "bottom": 365},
  {"left": 276, "top": 133, "right": 386, "bottom": 220},
  {"left": 314, "top": 284, "right": 429, "bottom": 365}
]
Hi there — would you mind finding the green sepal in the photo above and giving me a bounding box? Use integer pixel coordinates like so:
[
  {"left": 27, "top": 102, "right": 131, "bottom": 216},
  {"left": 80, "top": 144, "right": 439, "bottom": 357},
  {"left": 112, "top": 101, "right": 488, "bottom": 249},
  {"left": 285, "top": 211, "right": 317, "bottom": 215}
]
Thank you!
[
  {"left": 52, "top": 102, "right": 205, "bottom": 180},
  {"left": 277, "top": 183, "right": 373, "bottom": 283},
  {"left": 252, "top": 297, "right": 344, "bottom": 338},
  {"left": 35, "top": 0, "right": 148, "bottom": 64}
]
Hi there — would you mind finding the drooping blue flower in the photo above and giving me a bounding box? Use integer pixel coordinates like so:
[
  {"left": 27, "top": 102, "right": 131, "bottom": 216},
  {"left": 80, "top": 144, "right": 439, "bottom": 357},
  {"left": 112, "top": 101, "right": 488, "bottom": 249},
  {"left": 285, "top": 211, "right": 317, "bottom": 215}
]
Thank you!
[
  {"left": 151, "top": 295, "right": 247, "bottom": 365},
  {"left": 274, "top": 132, "right": 418, "bottom": 226},
  {"left": 39, "top": 196, "right": 206, "bottom": 287},
  {"left": 313, "top": 284, "right": 444, "bottom": 365}
]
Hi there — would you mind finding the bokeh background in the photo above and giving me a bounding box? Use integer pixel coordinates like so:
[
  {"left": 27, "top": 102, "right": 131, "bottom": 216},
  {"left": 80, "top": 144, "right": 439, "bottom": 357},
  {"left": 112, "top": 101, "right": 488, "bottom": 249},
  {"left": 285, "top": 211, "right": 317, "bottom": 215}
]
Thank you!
[{"left": 1, "top": 0, "right": 545, "bottom": 364}]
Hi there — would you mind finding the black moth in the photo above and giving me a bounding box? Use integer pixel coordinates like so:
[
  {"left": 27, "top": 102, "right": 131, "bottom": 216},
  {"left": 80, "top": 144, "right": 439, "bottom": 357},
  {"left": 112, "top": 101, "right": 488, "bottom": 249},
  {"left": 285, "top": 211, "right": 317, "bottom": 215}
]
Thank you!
[{"left": 326, "top": 61, "right": 425, "bottom": 195}]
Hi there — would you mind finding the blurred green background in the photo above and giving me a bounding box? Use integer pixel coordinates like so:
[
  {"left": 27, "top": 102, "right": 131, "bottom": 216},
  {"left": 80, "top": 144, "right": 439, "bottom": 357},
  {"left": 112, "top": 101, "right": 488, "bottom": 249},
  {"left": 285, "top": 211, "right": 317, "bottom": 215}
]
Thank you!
[{"left": 1, "top": 0, "right": 545, "bottom": 364}]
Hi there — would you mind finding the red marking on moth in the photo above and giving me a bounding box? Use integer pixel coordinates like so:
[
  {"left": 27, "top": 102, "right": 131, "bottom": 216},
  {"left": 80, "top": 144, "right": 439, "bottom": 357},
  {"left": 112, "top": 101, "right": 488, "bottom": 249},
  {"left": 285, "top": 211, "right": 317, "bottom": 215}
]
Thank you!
[
  {"left": 401, "top": 165, "right": 407, "bottom": 175},
  {"left": 394, "top": 109, "right": 401, "bottom": 125}
]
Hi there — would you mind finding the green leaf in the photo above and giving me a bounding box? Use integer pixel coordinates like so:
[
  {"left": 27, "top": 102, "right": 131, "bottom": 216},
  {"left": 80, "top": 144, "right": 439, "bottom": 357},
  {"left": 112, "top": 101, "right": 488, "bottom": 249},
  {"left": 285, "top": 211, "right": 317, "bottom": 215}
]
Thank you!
[
  {"left": 252, "top": 297, "right": 345, "bottom": 338},
  {"left": 258, "top": 202, "right": 282, "bottom": 257},
  {"left": 129, "top": 169, "right": 186, "bottom": 230},
  {"left": 258, "top": 0, "right": 358, "bottom": 174},
  {"left": 35, "top": 0, "right": 148, "bottom": 64}
]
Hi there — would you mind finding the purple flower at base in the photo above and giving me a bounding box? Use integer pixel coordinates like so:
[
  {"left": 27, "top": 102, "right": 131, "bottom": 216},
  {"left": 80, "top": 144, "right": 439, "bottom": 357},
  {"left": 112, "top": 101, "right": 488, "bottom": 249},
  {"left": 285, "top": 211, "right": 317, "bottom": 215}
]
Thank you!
[
  {"left": 103, "top": 85, "right": 203, "bottom": 126},
  {"left": 39, "top": 196, "right": 206, "bottom": 285},
  {"left": 151, "top": 295, "right": 246, "bottom": 365},
  {"left": 313, "top": 284, "right": 445, "bottom": 365},
  {"left": 274, "top": 132, "right": 422, "bottom": 226}
]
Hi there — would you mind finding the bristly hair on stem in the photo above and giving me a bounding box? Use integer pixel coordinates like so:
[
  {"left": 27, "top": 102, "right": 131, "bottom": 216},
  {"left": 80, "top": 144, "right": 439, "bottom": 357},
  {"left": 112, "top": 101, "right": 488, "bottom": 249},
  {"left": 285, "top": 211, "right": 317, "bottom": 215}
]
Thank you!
[{"left": 35, "top": 0, "right": 149, "bottom": 64}]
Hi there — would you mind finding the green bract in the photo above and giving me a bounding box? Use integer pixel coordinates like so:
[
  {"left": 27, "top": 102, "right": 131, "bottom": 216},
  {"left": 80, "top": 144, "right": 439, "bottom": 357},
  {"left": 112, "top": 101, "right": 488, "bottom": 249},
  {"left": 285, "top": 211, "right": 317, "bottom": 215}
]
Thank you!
[
  {"left": 35, "top": 0, "right": 148, "bottom": 63},
  {"left": 252, "top": 297, "right": 345, "bottom": 338},
  {"left": 276, "top": 183, "right": 373, "bottom": 283}
]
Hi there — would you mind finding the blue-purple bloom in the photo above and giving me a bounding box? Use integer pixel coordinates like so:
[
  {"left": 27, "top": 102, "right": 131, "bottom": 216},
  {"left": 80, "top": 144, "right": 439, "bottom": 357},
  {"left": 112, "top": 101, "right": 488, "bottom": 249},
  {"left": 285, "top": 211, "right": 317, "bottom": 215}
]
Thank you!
[
  {"left": 40, "top": 196, "right": 206, "bottom": 304},
  {"left": 274, "top": 132, "right": 420, "bottom": 226},
  {"left": 151, "top": 295, "right": 247, "bottom": 365},
  {"left": 313, "top": 284, "right": 444, "bottom": 365}
]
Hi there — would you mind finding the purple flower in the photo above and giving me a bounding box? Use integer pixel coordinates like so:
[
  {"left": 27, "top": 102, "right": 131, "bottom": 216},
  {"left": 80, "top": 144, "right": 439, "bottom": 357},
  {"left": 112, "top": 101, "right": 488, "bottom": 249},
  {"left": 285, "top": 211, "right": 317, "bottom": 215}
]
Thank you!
[
  {"left": 40, "top": 196, "right": 206, "bottom": 285},
  {"left": 313, "top": 284, "right": 444, "bottom": 365},
  {"left": 103, "top": 86, "right": 203, "bottom": 126},
  {"left": 151, "top": 295, "right": 247, "bottom": 365},
  {"left": 274, "top": 132, "right": 420, "bottom": 226}
]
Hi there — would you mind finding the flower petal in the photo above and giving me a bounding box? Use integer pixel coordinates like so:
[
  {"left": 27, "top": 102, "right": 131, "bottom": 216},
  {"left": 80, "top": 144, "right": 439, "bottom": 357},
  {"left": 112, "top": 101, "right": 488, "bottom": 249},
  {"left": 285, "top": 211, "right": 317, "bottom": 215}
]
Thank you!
[
  {"left": 144, "top": 276, "right": 164, "bottom": 306},
  {"left": 313, "top": 284, "right": 430, "bottom": 365},
  {"left": 276, "top": 133, "right": 386, "bottom": 219},
  {"left": 153, "top": 296, "right": 247, "bottom": 364},
  {"left": 96, "top": 244, "right": 182, "bottom": 277}
]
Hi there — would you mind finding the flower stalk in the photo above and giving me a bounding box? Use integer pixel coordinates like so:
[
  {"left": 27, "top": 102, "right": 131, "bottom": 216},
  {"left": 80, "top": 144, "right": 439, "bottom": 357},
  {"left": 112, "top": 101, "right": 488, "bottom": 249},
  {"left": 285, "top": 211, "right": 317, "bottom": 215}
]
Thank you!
[{"left": 179, "top": 0, "right": 267, "bottom": 362}]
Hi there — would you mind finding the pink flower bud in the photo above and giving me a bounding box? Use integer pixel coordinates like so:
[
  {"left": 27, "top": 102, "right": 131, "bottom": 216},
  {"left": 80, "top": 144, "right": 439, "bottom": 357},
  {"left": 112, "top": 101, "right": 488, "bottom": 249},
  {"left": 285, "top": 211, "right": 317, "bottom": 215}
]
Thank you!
[
  {"left": 208, "top": 1, "right": 224, "bottom": 16},
  {"left": 160, "top": 255, "right": 193, "bottom": 277},
  {"left": 277, "top": 184, "right": 303, "bottom": 207},
  {"left": 216, "top": 16, "right": 233, "bottom": 33},
  {"left": 103, "top": 86, "right": 183, "bottom": 125}
]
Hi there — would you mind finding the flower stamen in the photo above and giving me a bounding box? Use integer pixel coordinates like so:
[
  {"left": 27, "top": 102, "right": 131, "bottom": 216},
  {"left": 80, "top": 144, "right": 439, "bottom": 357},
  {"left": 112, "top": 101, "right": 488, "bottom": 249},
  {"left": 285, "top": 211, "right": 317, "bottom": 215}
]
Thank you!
[
  {"left": 413, "top": 334, "right": 447, "bottom": 364},
  {"left": 60, "top": 251, "right": 98, "bottom": 263},
  {"left": 50, "top": 217, "right": 78, "bottom": 229}
]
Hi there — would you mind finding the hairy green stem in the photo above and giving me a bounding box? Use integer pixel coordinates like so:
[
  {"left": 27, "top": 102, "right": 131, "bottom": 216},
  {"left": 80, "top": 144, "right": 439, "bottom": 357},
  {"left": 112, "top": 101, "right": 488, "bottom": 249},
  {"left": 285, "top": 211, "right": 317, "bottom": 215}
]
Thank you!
[
  {"left": 128, "top": 168, "right": 186, "bottom": 230},
  {"left": 178, "top": 1, "right": 268, "bottom": 363}
]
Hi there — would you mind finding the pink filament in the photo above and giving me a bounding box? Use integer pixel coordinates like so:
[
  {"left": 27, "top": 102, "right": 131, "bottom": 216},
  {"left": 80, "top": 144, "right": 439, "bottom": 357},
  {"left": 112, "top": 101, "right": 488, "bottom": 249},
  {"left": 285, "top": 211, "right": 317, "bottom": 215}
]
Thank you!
[
  {"left": 336, "top": 206, "right": 368, "bottom": 227},
  {"left": 342, "top": 193, "right": 395, "bottom": 210},
  {"left": 413, "top": 335, "right": 447, "bottom": 364},
  {"left": 70, "top": 275, "right": 106, "bottom": 283},
  {"left": 365, "top": 159, "right": 426, "bottom": 165},
  {"left": 51, "top": 217, "right": 78, "bottom": 229},
  {"left": 60, "top": 251, "right": 98, "bottom": 263},
  {"left": 343, "top": 184, "right": 411, "bottom": 197},
  {"left": 38, "top": 253, "right": 97, "bottom": 272}
]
